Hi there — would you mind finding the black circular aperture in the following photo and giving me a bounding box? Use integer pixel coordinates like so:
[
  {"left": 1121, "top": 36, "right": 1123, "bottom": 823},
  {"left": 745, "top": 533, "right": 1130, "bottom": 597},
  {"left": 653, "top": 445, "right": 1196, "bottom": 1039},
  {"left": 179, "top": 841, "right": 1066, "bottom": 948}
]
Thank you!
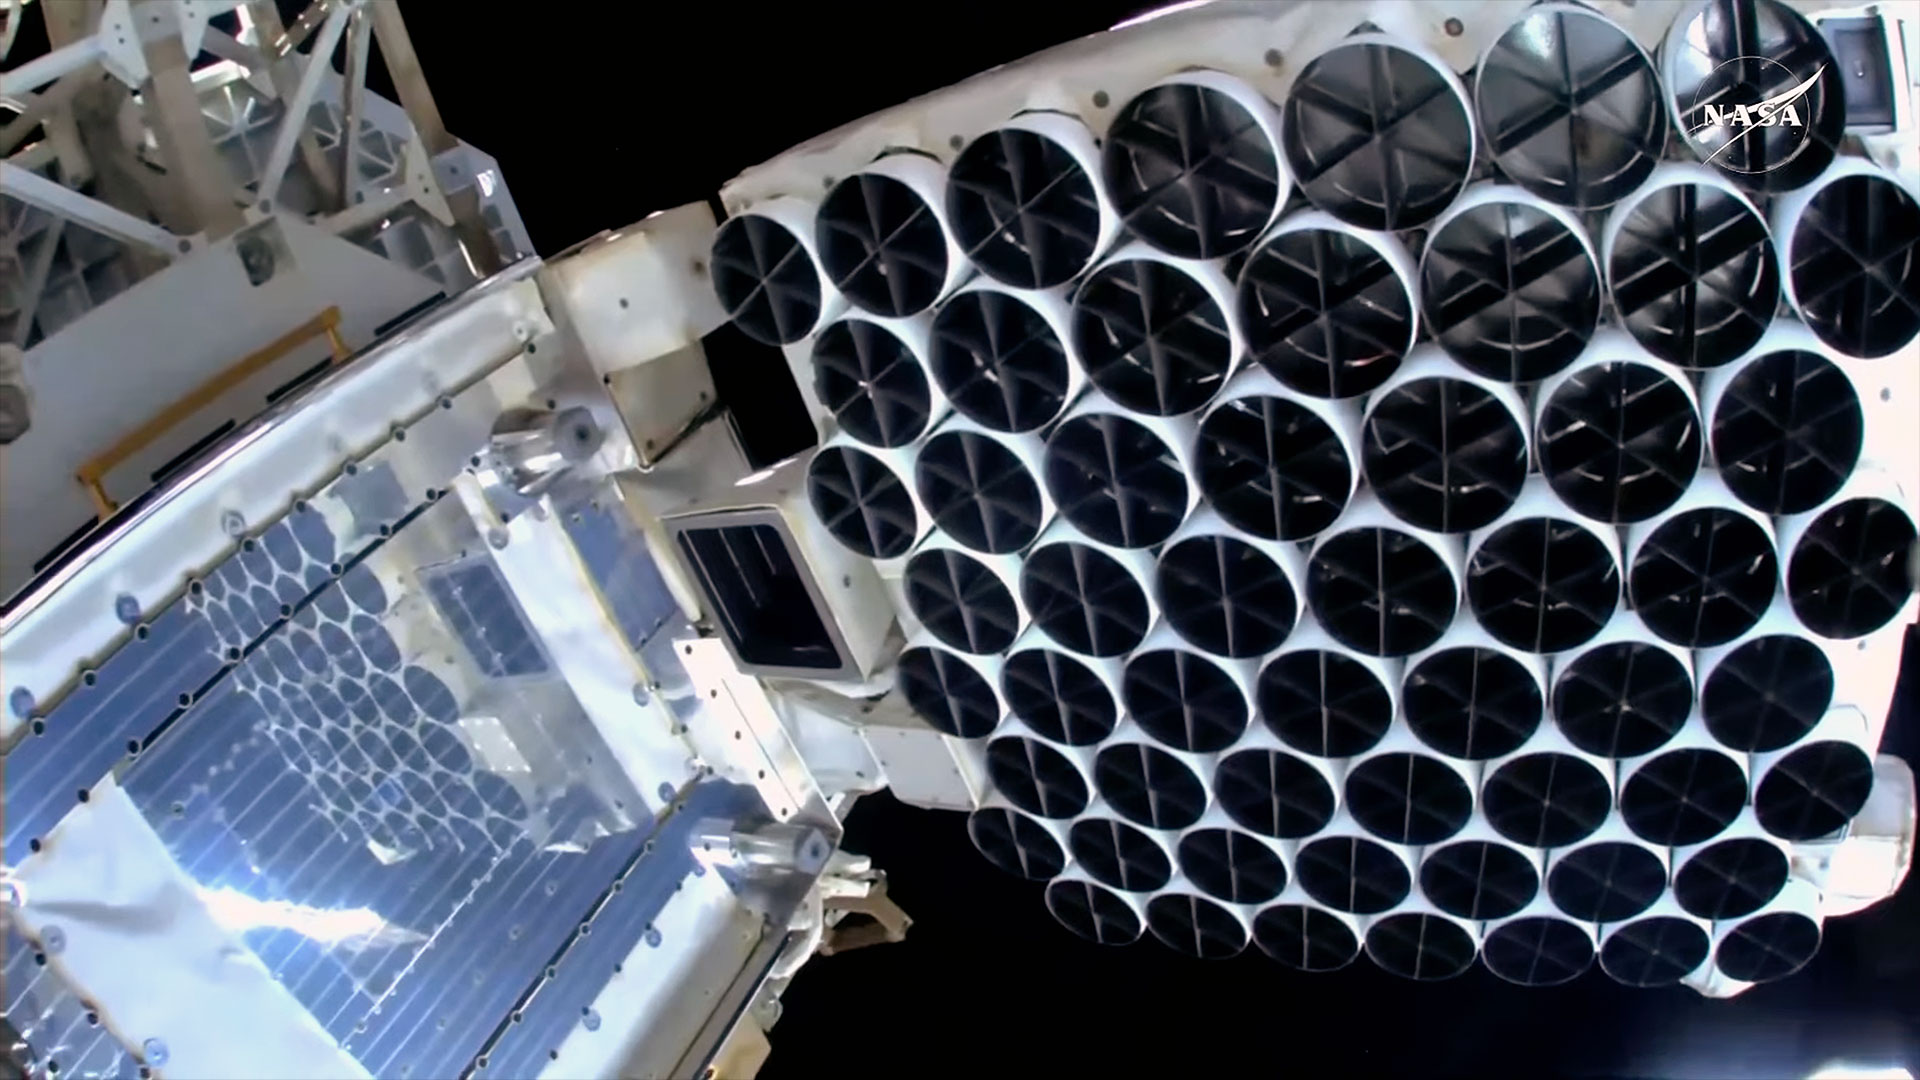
[
  {"left": 929, "top": 289, "right": 1074, "bottom": 434},
  {"left": 1257, "top": 649, "right": 1393, "bottom": 758},
  {"left": 710, "top": 214, "right": 822, "bottom": 346},
  {"left": 1363, "top": 376, "right": 1527, "bottom": 533},
  {"left": 1482, "top": 753, "right": 1613, "bottom": 849},
  {"left": 1468, "top": 518, "right": 1621, "bottom": 654},
  {"left": 1553, "top": 640, "right": 1694, "bottom": 758},
  {"left": 1549, "top": 842, "right": 1667, "bottom": 923},
  {"left": 1789, "top": 174, "right": 1920, "bottom": 359},
  {"left": 967, "top": 808, "right": 1067, "bottom": 881},
  {"left": 1422, "top": 200, "right": 1601, "bottom": 380},
  {"left": 812, "top": 318, "right": 932, "bottom": 448},
  {"left": 1046, "top": 879, "right": 1142, "bottom": 945},
  {"left": 1102, "top": 80, "right": 1282, "bottom": 259},
  {"left": 1367, "top": 913, "right": 1477, "bottom": 982},
  {"left": 1196, "top": 393, "right": 1352, "bottom": 541},
  {"left": 1620, "top": 748, "right": 1747, "bottom": 846},
  {"left": 1044, "top": 412, "right": 1188, "bottom": 550},
  {"left": 817, "top": 171, "right": 950, "bottom": 318},
  {"left": 1239, "top": 227, "right": 1413, "bottom": 399},
  {"left": 1602, "top": 916, "right": 1711, "bottom": 987},
  {"left": 1122, "top": 648, "right": 1248, "bottom": 753},
  {"left": 985, "top": 736, "right": 1089, "bottom": 820},
  {"left": 1674, "top": 837, "right": 1789, "bottom": 920},
  {"left": 1146, "top": 893, "right": 1249, "bottom": 959},
  {"left": 1537, "top": 360, "right": 1703, "bottom": 523},
  {"left": 1420, "top": 840, "right": 1540, "bottom": 921},
  {"left": 1215, "top": 749, "right": 1335, "bottom": 840},
  {"left": 1095, "top": 742, "right": 1207, "bottom": 831},
  {"left": 915, "top": 429, "right": 1045, "bottom": 555},
  {"left": 1020, "top": 542, "right": 1151, "bottom": 658},
  {"left": 1308, "top": 527, "right": 1457, "bottom": 657},
  {"left": 1253, "top": 904, "right": 1361, "bottom": 972},
  {"left": 1070, "top": 817, "right": 1172, "bottom": 893},
  {"left": 1178, "top": 828, "right": 1289, "bottom": 905},
  {"left": 1156, "top": 533, "right": 1297, "bottom": 658},
  {"left": 807, "top": 444, "right": 918, "bottom": 560},
  {"left": 1296, "top": 836, "right": 1411, "bottom": 915},
  {"left": 1072, "top": 258, "right": 1232, "bottom": 416},
  {"left": 1716, "top": 911, "right": 1822, "bottom": 983},
  {"left": 1608, "top": 181, "right": 1779, "bottom": 368},
  {"left": 1754, "top": 740, "right": 1874, "bottom": 840},
  {"left": 1283, "top": 42, "right": 1472, "bottom": 230},
  {"left": 1483, "top": 917, "right": 1597, "bottom": 987},
  {"left": 1346, "top": 752, "right": 1472, "bottom": 847},
  {"left": 1711, "top": 349, "right": 1862, "bottom": 515},
  {"left": 1403, "top": 647, "right": 1543, "bottom": 761},
  {"left": 1630, "top": 507, "right": 1778, "bottom": 648},
  {"left": 1701, "top": 634, "right": 1832, "bottom": 752},
  {"left": 903, "top": 548, "right": 1020, "bottom": 656},
  {"left": 1786, "top": 497, "right": 1918, "bottom": 640},
  {"left": 898, "top": 645, "right": 1000, "bottom": 739},
  {"left": 1479, "top": 8, "right": 1665, "bottom": 209},
  {"left": 948, "top": 127, "right": 1103, "bottom": 289},
  {"left": 1001, "top": 648, "right": 1118, "bottom": 746}
]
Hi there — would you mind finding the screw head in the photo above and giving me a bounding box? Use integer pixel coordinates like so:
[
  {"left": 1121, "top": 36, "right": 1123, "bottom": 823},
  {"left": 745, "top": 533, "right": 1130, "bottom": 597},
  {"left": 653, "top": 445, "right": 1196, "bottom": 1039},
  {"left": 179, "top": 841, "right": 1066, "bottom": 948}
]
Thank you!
[
  {"left": 41, "top": 926, "right": 64, "bottom": 953},
  {"left": 486, "top": 527, "right": 509, "bottom": 550},
  {"left": 142, "top": 1038, "right": 169, "bottom": 1065},
  {"left": 582, "top": 1009, "right": 601, "bottom": 1032},
  {"left": 632, "top": 683, "right": 651, "bottom": 706},
  {"left": 115, "top": 594, "right": 141, "bottom": 624}
]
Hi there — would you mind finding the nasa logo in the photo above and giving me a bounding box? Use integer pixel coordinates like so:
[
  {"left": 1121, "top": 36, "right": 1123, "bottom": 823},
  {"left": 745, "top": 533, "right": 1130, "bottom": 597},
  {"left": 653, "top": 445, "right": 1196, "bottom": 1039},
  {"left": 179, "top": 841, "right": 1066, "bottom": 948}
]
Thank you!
[{"left": 1681, "top": 56, "right": 1826, "bottom": 173}]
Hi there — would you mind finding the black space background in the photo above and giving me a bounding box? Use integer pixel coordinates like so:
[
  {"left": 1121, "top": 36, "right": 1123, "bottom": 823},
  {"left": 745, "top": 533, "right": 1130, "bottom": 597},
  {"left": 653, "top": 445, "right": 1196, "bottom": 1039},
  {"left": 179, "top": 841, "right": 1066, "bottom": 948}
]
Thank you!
[
  {"left": 406, "top": 5, "right": 1919, "bottom": 1077},
  {"left": 14, "top": 1, "right": 1918, "bottom": 1074}
]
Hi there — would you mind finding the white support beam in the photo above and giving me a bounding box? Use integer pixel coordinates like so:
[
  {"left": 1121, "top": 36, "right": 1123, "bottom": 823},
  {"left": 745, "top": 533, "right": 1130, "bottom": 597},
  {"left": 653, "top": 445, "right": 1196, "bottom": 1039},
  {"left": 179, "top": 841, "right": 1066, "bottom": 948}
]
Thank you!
[
  {"left": 254, "top": 4, "right": 349, "bottom": 209},
  {"left": 0, "top": 35, "right": 104, "bottom": 99},
  {"left": 0, "top": 160, "right": 184, "bottom": 257},
  {"left": 337, "top": 7, "right": 370, "bottom": 204}
]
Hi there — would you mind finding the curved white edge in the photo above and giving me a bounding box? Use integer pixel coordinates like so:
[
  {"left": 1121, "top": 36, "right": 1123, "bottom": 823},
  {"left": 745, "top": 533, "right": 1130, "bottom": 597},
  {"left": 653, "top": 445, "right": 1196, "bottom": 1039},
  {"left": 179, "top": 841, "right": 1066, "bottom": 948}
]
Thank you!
[
  {"left": 914, "top": 412, "right": 1057, "bottom": 549},
  {"left": 1770, "top": 158, "right": 1920, "bottom": 359},
  {"left": 1774, "top": 465, "right": 1920, "bottom": 641},
  {"left": 903, "top": 531, "right": 1029, "bottom": 653},
  {"left": 937, "top": 276, "right": 1088, "bottom": 428},
  {"left": 1533, "top": 327, "right": 1706, "bottom": 456},
  {"left": 713, "top": 196, "right": 847, "bottom": 338},
  {"left": 1420, "top": 182, "right": 1602, "bottom": 314},
  {"left": 843, "top": 153, "right": 974, "bottom": 312},
  {"left": 1693, "top": 877, "right": 1824, "bottom": 996},
  {"left": 1698, "top": 318, "right": 1858, "bottom": 476},
  {"left": 1622, "top": 468, "right": 1777, "bottom": 578},
  {"left": 1548, "top": 607, "right": 1696, "bottom": 718},
  {"left": 813, "top": 431, "right": 931, "bottom": 574},
  {"left": 810, "top": 309, "right": 949, "bottom": 449},
  {"left": 1049, "top": 389, "right": 1203, "bottom": 528},
  {"left": 1244, "top": 209, "right": 1422, "bottom": 359},
  {"left": 1616, "top": 713, "right": 1753, "bottom": 793},
  {"left": 1022, "top": 516, "right": 1162, "bottom": 654},
  {"left": 1601, "top": 161, "right": 1775, "bottom": 292},
  {"left": 1075, "top": 242, "right": 1244, "bottom": 395},
  {"left": 13, "top": 779, "right": 373, "bottom": 1080},
  {"left": 1004, "top": 622, "right": 1126, "bottom": 713},
  {"left": 1310, "top": 488, "right": 1470, "bottom": 596},
  {"left": 1119, "top": 68, "right": 1292, "bottom": 246},
  {"left": 953, "top": 110, "right": 1125, "bottom": 285}
]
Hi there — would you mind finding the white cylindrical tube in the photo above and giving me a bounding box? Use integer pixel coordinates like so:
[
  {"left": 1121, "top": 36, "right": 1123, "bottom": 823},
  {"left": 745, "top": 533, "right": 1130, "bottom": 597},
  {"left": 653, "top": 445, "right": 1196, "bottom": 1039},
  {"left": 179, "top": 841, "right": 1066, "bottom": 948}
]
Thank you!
[
  {"left": 808, "top": 310, "right": 946, "bottom": 450},
  {"left": 911, "top": 412, "right": 1054, "bottom": 556},
  {"left": 709, "top": 195, "right": 847, "bottom": 345},
  {"left": 895, "top": 633, "right": 1006, "bottom": 741},
  {"left": 1546, "top": 607, "right": 1696, "bottom": 758},
  {"left": 1120, "top": 621, "right": 1258, "bottom": 755},
  {"left": 1615, "top": 717, "right": 1751, "bottom": 847},
  {"left": 926, "top": 276, "right": 1086, "bottom": 434},
  {"left": 1043, "top": 389, "right": 1200, "bottom": 549},
  {"left": 1000, "top": 623, "right": 1125, "bottom": 747},
  {"left": 946, "top": 110, "right": 1122, "bottom": 289},
  {"left": 1305, "top": 491, "right": 1466, "bottom": 658},
  {"left": 1597, "top": 897, "right": 1714, "bottom": 988},
  {"left": 1069, "top": 242, "right": 1241, "bottom": 417},
  {"left": 1142, "top": 887, "right": 1254, "bottom": 959},
  {"left": 1292, "top": 809, "right": 1418, "bottom": 916},
  {"left": 1694, "top": 594, "right": 1836, "bottom": 753},
  {"left": 1774, "top": 467, "right": 1920, "bottom": 641},
  {"left": 1363, "top": 896, "right": 1483, "bottom": 982},
  {"left": 1697, "top": 320, "right": 1863, "bottom": 515},
  {"left": 1750, "top": 705, "right": 1877, "bottom": 842},
  {"left": 1622, "top": 470, "right": 1780, "bottom": 649},
  {"left": 1345, "top": 723, "right": 1481, "bottom": 848},
  {"left": 966, "top": 799, "right": 1070, "bottom": 881},
  {"left": 806, "top": 432, "right": 929, "bottom": 567},
  {"left": 1464, "top": 475, "right": 1623, "bottom": 655},
  {"left": 1254, "top": 614, "right": 1401, "bottom": 760},
  {"left": 1018, "top": 516, "right": 1159, "bottom": 659},
  {"left": 818, "top": 152, "right": 971, "bottom": 318},
  {"left": 1401, "top": 616, "right": 1549, "bottom": 763},
  {"left": 1044, "top": 869, "right": 1146, "bottom": 945},
  {"left": 1479, "top": 723, "right": 1616, "bottom": 849},
  {"left": 1191, "top": 366, "right": 1362, "bottom": 542},
  {"left": 1249, "top": 891, "right": 1365, "bottom": 972},
  {"left": 1670, "top": 806, "right": 1795, "bottom": 922},
  {"left": 1480, "top": 899, "right": 1599, "bottom": 987},
  {"left": 1543, "top": 817, "right": 1670, "bottom": 924},
  {"left": 1769, "top": 152, "right": 1920, "bottom": 360},
  {"left": 900, "top": 531, "right": 1028, "bottom": 656},
  {"left": 1704, "top": 878, "right": 1825, "bottom": 987},
  {"left": 1154, "top": 506, "right": 1306, "bottom": 660},
  {"left": 1360, "top": 345, "right": 1531, "bottom": 534},
  {"left": 1415, "top": 812, "right": 1544, "bottom": 922}
]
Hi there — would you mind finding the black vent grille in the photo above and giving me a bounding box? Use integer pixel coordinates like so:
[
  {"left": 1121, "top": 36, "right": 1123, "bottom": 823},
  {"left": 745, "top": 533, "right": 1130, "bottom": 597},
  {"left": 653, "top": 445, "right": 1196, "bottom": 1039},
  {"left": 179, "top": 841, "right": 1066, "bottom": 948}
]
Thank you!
[
  {"left": 1715, "top": 910, "right": 1822, "bottom": 983},
  {"left": 1345, "top": 752, "right": 1473, "bottom": 846},
  {"left": 1787, "top": 173, "right": 1920, "bottom": 358},
  {"left": 1122, "top": 648, "right": 1248, "bottom": 754},
  {"left": 1607, "top": 181, "right": 1779, "bottom": 368},
  {"left": 1214, "top": 749, "right": 1337, "bottom": 839},
  {"left": 1071, "top": 257, "right": 1233, "bottom": 416},
  {"left": 1481, "top": 917, "right": 1595, "bottom": 987},
  {"left": 898, "top": 645, "right": 1001, "bottom": 739},
  {"left": 807, "top": 444, "right": 919, "bottom": 560},
  {"left": 1754, "top": 740, "right": 1874, "bottom": 840},
  {"left": 1252, "top": 904, "right": 1361, "bottom": 972},
  {"left": 1481, "top": 753, "right": 1613, "bottom": 848},
  {"left": 1195, "top": 392, "right": 1352, "bottom": 541},
  {"left": 1421, "top": 200, "right": 1601, "bottom": 381},
  {"left": 1477, "top": 9, "right": 1666, "bottom": 210},
  {"left": 1101, "top": 79, "right": 1282, "bottom": 259},
  {"left": 816, "top": 170, "right": 951, "bottom": 318},
  {"left": 1785, "top": 497, "right": 1918, "bottom": 640},
  {"left": 1094, "top": 742, "right": 1207, "bottom": 830},
  {"left": 1256, "top": 648, "right": 1393, "bottom": 758},
  {"left": 709, "top": 213, "right": 823, "bottom": 346},
  {"left": 1467, "top": 518, "right": 1621, "bottom": 654},
  {"left": 1711, "top": 348, "right": 1863, "bottom": 515},
  {"left": 915, "top": 429, "right": 1045, "bottom": 555},
  {"left": 903, "top": 548, "right": 1021, "bottom": 656},
  {"left": 1403, "top": 646, "right": 1543, "bottom": 761},
  {"left": 1295, "top": 835, "right": 1411, "bottom": 915},
  {"left": 1178, "top": 828, "right": 1289, "bottom": 905},
  {"left": 947, "top": 126, "right": 1104, "bottom": 289},
  {"left": 1674, "top": 837, "right": 1789, "bottom": 920},
  {"left": 928, "top": 289, "right": 1074, "bottom": 434},
  {"left": 1069, "top": 817, "right": 1172, "bottom": 893},
  {"left": 1145, "top": 893, "right": 1248, "bottom": 959},
  {"left": 1552, "top": 640, "right": 1693, "bottom": 758},
  {"left": 1629, "top": 506, "right": 1778, "bottom": 648},
  {"left": 1665, "top": 0, "right": 1844, "bottom": 192},
  {"left": 1548, "top": 841, "right": 1667, "bottom": 923},
  {"left": 1701, "top": 634, "right": 1833, "bottom": 752},
  {"left": 1156, "top": 533, "right": 1297, "bottom": 658},
  {"left": 1045, "top": 879, "right": 1142, "bottom": 945},
  {"left": 1238, "top": 225, "right": 1413, "bottom": 399},
  {"left": 1620, "top": 748, "right": 1747, "bottom": 846},
  {"left": 1307, "top": 526, "right": 1457, "bottom": 657},
  {"left": 1366, "top": 913, "right": 1478, "bottom": 982},
  {"left": 1019, "top": 540, "right": 1151, "bottom": 658},
  {"left": 1362, "top": 375, "right": 1527, "bottom": 534},
  {"left": 1419, "top": 840, "right": 1540, "bottom": 921},
  {"left": 1537, "top": 359, "right": 1703, "bottom": 524},
  {"left": 967, "top": 807, "right": 1067, "bottom": 880},
  {"left": 1044, "top": 412, "right": 1189, "bottom": 550},
  {"left": 1600, "top": 916, "right": 1711, "bottom": 987},
  {"left": 1281, "top": 40, "right": 1473, "bottom": 230},
  {"left": 1001, "top": 647, "right": 1118, "bottom": 746},
  {"left": 812, "top": 319, "right": 933, "bottom": 449},
  {"left": 985, "top": 735, "right": 1090, "bottom": 819}
]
